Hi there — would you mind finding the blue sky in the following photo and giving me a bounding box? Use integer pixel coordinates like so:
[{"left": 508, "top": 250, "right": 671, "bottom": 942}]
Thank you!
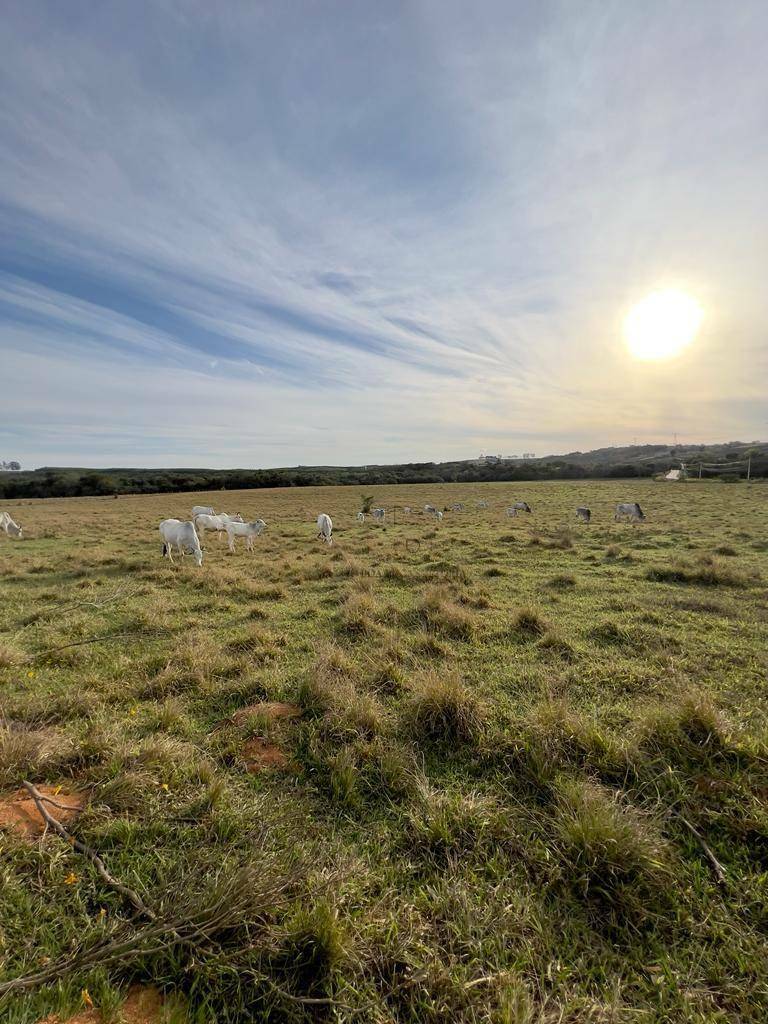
[{"left": 1, "top": 0, "right": 766, "bottom": 469}]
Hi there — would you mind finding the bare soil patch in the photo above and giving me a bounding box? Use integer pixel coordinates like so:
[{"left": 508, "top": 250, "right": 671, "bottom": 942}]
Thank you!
[
  {"left": 241, "top": 735, "right": 289, "bottom": 772},
  {"left": 38, "top": 985, "right": 172, "bottom": 1023},
  {"left": 0, "top": 785, "right": 87, "bottom": 839}
]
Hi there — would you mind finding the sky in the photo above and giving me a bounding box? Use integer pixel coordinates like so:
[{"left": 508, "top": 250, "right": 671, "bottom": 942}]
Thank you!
[{"left": 1, "top": 0, "right": 767, "bottom": 469}]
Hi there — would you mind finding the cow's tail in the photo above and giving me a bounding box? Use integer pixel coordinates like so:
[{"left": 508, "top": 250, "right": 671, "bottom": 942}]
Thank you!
[{"left": 162, "top": 542, "right": 168, "bottom": 556}]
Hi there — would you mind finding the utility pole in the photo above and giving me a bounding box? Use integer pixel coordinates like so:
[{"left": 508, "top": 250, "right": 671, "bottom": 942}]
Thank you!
[{"left": 747, "top": 456, "right": 751, "bottom": 481}]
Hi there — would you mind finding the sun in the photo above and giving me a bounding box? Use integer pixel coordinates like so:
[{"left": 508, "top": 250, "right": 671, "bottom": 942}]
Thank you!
[{"left": 624, "top": 289, "right": 703, "bottom": 361}]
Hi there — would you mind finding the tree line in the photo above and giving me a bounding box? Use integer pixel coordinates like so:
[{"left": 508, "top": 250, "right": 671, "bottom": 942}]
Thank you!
[{"left": 1, "top": 452, "right": 764, "bottom": 501}]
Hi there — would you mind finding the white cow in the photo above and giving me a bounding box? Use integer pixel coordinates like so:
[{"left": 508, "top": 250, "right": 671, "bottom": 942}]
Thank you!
[
  {"left": 373, "top": 508, "right": 386, "bottom": 523},
  {"left": 434, "top": 510, "right": 444, "bottom": 521},
  {"left": 226, "top": 519, "right": 266, "bottom": 552},
  {"left": 476, "top": 500, "right": 488, "bottom": 509},
  {"left": 317, "top": 513, "right": 333, "bottom": 544},
  {"left": 357, "top": 512, "right": 365, "bottom": 522},
  {"left": 512, "top": 501, "right": 532, "bottom": 514},
  {"left": 0, "top": 512, "right": 22, "bottom": 537},
  {"left": 194, "top": 512, "right": 243, "bottom": 543},
  {"left": 192, "top": 505, "right": 215, "bottom": 517},
  {"left": 424, "top": 504, "right": 436, "bottom": 515},
  {"left": 451, "top": 503, "right": 464, "bottom": 512},
  {"left": 615, "top": 502, "right": 645, "bottom": 522},
  {"left": 159, "top": 519, "right": 203, "bottom": 566},
  {"left": 403, "top": 507, "right": 412, "bottom": 514},
  {"left": 576, "top": 507, "right": 591, "bottom": 523}
]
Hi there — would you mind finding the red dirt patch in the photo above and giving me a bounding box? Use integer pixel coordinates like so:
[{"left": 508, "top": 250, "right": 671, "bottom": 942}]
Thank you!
[
  {"left": 0, "top": 785, "right": 88, "bottom": 840},
  {"left": 228, "top": 701, "right": 300, "bottom": 727},
  {"left": 242, "top": 736, "right": 289, "bottom": 772},
  {"left": 38, "top": 984, "right": 174, "bottom": 1023}
]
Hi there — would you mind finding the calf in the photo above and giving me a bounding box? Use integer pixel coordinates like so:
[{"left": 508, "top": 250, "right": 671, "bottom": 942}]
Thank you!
[
  {"left": 194, "top": 512, "right": 243, "bottom": 543},
  {"left": 226, "top": 519, "right": 266, "bottom": 552},
  {"left": 372, "top": 508, "right": 386, "bottom": 523},
  {"left": 192, "top": 505, "right": 215, "bottom": 517}
]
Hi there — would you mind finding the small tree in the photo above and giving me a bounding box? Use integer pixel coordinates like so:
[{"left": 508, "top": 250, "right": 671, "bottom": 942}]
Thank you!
[{"left": 360, "top": 494, "right": 374, "bottom": 513}]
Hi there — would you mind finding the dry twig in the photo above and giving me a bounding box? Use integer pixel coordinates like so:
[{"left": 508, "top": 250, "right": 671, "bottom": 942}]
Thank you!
[{"left": 22, "top": 781, "right": 155, "bottom": 918}]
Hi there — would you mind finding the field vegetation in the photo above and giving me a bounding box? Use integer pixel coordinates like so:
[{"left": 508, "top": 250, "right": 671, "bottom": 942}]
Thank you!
[{"left": 1, "top": 479, "right": 767, "bottom": 1022}]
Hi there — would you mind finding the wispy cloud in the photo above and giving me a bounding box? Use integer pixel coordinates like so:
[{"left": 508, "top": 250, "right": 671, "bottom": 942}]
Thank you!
[{"left": 1, "top": 0, "right": 767, "bottom": 467}]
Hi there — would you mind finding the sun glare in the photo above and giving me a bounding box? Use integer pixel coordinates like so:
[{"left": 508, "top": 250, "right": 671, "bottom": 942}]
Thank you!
[{"left": 624, "top": 289, "right": 703, "bottom": 361}]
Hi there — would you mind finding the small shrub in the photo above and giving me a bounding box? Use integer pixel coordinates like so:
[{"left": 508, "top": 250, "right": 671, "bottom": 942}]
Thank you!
[
  {"left": 403, "top": 671, "right": 484, "bottom": 746},
  {"left": 714, "top": 544, "right": 737, "bottom": 556}
]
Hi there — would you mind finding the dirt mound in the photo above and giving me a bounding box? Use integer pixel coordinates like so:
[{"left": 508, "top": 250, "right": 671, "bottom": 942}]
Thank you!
[
  {"left": 228, "top": 701, "right": 301, "bottom": 727},
  {"left": 242, "top": 736, "right": 289, "bottom": 772},
  {"left": 0, "top": 785, "right": 87, "bottom": 839},
  {"left": 38, "top": 985, "right": 174, "bottom": 1023}
]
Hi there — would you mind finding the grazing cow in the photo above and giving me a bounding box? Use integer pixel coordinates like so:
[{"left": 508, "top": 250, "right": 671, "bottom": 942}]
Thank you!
[
  {"left": 512, "top": 501, "right": 532, "bottom": 514},
  {"left": 615, "top": 502, "right": 645, "bottom": 522},
  {"left": 192, "top": 505, "right": 215, "bottom": 517},
  {"left": 434, "top": 510, "right": 444, "bottom": 521},
  {"left": 0, "top": 511, "right": 22, "bottom": 537},
  {"left": 403, "top": 506, "right": 411, "bottom": 514},
  {"left": 476, "top": 500, "right": 488, "bottom": 509},
  {"left": 424, "top": 504, "right": 436, "bottom": 515},
  {"left": 451, "top": 503, "right": 464, "bottom": 512},
  {"left": 576, "top": 507, "right": 591, "bottom": 523},
  {"left": 373, "top": 508, "right": 386, "bottom": 523},
  {"left": 357, "top": 511, "right": 365, "bottom": 522},
  {"left": 159, "top": 519, "right": 203, "bottom": 566},
  {"left": 317, "top": 513, "right": 333, "bottom": 544},
  {"left": 194, "top": 512, "right": 243, "bottom": 543},
  {"left": 226, "top": 519, "right": 266, "bottom": 552}
]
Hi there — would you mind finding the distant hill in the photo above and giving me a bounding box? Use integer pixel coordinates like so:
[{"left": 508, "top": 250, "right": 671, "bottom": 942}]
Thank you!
[{"left": 1, "top": 441, "right": 765, "bottom": 500}]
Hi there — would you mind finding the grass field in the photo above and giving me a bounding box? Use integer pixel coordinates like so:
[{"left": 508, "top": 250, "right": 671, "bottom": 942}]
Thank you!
[{"left": 1, "top": 479, "right": 767, "bottom": 1023}]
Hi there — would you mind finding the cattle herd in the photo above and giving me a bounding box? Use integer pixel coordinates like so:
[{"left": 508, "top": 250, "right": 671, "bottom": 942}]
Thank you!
[{"left": 0, "top": 499, "right": 647, "bottom": 563}]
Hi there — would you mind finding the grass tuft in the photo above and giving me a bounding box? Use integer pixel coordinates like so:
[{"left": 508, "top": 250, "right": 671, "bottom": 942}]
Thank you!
[{"left": 403, "top": 671, "right": 485, "bottom": 746}]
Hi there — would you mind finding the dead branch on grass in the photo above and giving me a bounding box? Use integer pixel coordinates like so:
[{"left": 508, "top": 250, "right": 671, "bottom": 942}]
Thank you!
[
  {"left": 0, "top": 862, "right": 292, "bottom": 999},
  {"left": 22, "top": 781, "right": 155, "bottom": 918},
  {"left": 679, "top": 815, "right": 728, "bottom": 885}
]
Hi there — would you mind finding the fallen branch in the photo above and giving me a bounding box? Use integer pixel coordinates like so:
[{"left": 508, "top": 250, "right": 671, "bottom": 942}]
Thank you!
[
  {"left": 0, "top": 864, "right": 291, "bottom": 1000},
  {"left": 22, "top": 781, "right": 155, "bottom": 919},
  {"left": 679, "top": 815, "right": 728, "bottom": 885},
  {"left": 23, "top": 628, "right": 172, "bottom": 664}
]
